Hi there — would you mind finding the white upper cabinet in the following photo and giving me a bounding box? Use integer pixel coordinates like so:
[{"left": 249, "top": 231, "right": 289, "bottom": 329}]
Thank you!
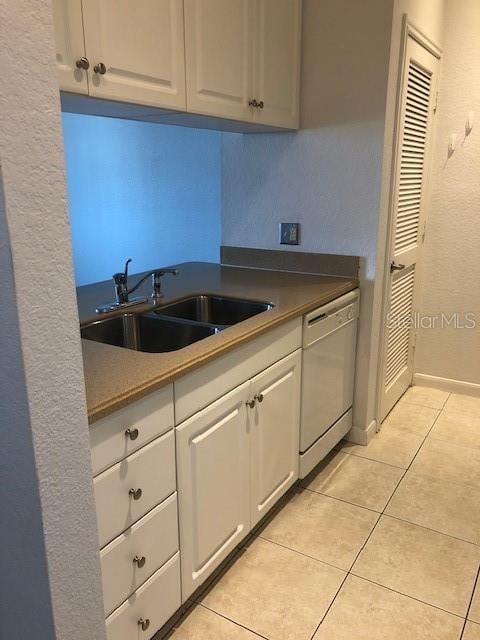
[
  {"left": 254, "top": 0, "right": 301, "bottom": 129},
  {"left": 250, "top": 350, "right": 301, "bottom": 526},
  {"left": 53, "top": 0, "right": 186, "bottom": 110},
  {"left": 81, "top": 0, "right": 186, "bottom": 109},
  {"left": 184, "top": 0, "right": 254, "bottom": 122},
  {"left": 185, "top": 0, "right": 301, "bottom": 128},
  {"left": 52, "top": 0, "right": 89, "bottom": 94},
  {"left": 53, "top": 0, "right": 302, "bottom": 128}
]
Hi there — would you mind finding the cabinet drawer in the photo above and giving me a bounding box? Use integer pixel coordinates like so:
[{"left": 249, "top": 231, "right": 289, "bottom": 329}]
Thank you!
[
  {"left": 105, "top": 552, "right": 181, "bottom": 640},
  {"left": 94, "top": 431, "right": 175, "bottom": 548},
  {"left": 101, "top": 493, "right": 179, "bottom": 616},
  {"left": 90, "top": 386, "right": 174, "bottom": 476}
]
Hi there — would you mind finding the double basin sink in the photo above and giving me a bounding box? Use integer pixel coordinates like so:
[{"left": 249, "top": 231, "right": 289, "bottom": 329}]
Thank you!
[{"left": 81, "top": 295, "right": 274, "bottom": 353}]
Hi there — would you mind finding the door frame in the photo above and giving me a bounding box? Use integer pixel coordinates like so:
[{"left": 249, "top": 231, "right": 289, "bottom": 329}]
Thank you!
[{"left": 375, "top": 16, "right": 442, "bottom": 426}]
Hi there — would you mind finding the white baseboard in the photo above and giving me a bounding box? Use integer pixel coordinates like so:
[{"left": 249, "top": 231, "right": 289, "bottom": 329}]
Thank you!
[
  {"left": 345, "top": 419, "right": 377, "bottom": 446},
  {"left": 413, "top": 373, "right": 480, "bottom": 397}
]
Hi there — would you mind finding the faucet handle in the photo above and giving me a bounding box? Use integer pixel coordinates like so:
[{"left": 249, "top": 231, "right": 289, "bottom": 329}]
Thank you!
[
  {"left": 151, "top": 269, "right": 178, "bottom": 300},
  {"left": 113, "top": 258, "right": 132, "bottom": 285}
]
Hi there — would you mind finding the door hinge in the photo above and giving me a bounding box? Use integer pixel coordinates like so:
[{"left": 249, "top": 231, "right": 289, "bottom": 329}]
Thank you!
[{"left": 433, "top": 91, "right": 439, "bottom": 114}]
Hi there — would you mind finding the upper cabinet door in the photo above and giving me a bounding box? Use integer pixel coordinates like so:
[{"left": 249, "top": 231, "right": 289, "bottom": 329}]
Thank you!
[
  {"left": 249, "top": 350, "right": 301, "bottom": 527},
  {"left": 184, "top": 0, "right": 254, "bottom": 121},
  {"left": 253, "top": 0, "right": 302, "bottom": 129},
  {"left": 52, "top": 0, "right": 89, "bottom": 94},
  {"left": 81, "top": 0, "right": 186, "bottom": 110}
]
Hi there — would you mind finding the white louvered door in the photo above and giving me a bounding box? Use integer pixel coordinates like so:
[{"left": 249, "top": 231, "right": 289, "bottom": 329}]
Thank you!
[{"left": 380, "top": 34, "right": 439, "bottom": 421}]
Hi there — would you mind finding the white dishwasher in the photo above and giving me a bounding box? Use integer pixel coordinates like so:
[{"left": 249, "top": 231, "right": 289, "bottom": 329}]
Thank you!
[{"left": 299, "top": 289, "right": 359, "bottom": 478}]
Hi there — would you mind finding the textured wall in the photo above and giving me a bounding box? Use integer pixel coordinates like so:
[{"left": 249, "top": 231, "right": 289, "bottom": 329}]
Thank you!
[
  {"left": 415, "top": 0, "right": 480, "bottom": 384},
  {"left": 63, "top": 114, "right": 221, "bottom": 285},
  {"left": 222, "top": 0, "right": 394, "bottom": 432},
  {"left": 0, "top": 2, "right": 105, "bottom": 638}
]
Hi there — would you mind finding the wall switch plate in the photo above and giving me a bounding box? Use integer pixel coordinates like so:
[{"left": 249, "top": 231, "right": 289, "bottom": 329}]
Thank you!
[{"left": 279, "top": 222, "right": 300, "bottom": 245}]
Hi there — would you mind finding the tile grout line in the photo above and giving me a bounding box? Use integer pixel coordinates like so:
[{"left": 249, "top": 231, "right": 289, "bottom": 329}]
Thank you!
[
  {"left": 196, "top": 603, "right": 270, "bottom": 639},
  {"left": 347, "top": 571, "right": 467, "bottom": 620},
  {"left": 460, "top": 565, "right": 480, "bottom": 639},
  {"left": 309, "top": 403, "right": 450, "bottom": 638},
  {"left": 300, "top": 485, "right": 383, "bottom": 515},
  {"left": 382, "top": 404, "right": 444, "bottom": 514},
  {"left": 256, "top": 534, "right": 364, "bottom": 574},
  {"left": 383, "top": 511, "right": 480, "bottom": 548}
]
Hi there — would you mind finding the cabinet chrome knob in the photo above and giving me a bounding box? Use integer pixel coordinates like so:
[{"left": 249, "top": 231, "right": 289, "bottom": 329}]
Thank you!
[
  {"left": 138, "top": 618, "right": 150, "bottom": 631},
  {"left": 75, "top": 57, "right": 90, "bottom": 70},
  {"left": 129, "top": 488, "right": 142, "bottom": 500},
  {"left": 258, "top": 100, "right": 264, "bottom": 109},
  {"left": 254, "top": 393, "right": 264, "bottom": 403},
  {"left": 248, "top": 99, "right": 259, "bottom": 108},
  {"left": 93, "top": 62, "right": 107, "bottom": 74},
  {"left": 125, "top": 427, "right": 139, "bottom": 441},
  {"left": 133, "top": 555, "right": 146, "bottom": 568},
  {"left": 246, "top": 399, "right": 255, "bottom": 409}
]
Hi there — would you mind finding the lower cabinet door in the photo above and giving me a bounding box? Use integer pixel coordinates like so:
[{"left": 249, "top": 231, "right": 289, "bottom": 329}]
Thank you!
[
  {"left": 176, "top": 381, "right": 251, "bottom": 600},
  {"left": 249, "top": 350, "right": 301, "bottom": 526},
  {"left": 105, "top": 552, "right": 181, "bottom": 640}
]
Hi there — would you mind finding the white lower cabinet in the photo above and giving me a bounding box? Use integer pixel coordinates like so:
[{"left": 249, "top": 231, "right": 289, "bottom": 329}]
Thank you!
[
  {"left": 91, "top": 327, "right": 303, "bottom": 635},
  {"left": 249, "top": 350, "right": 301, "bottom": 526},
  {"left": 176, "top": 349, "right": 302, "bottom": 600},
  {"left": 176, "top": 381, "right": 251, "bottom": 600},
  {"left": 105, "top": 552, "right": 181, "bottom": 640}
]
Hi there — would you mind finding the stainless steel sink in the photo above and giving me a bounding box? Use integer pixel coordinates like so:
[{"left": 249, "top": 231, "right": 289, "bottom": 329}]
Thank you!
[
  {"left": 155, "top": 295, "right": 274, "bottom": 327},
  {"left": 81, "top": 313, "right": 218, "bottom": 353}
]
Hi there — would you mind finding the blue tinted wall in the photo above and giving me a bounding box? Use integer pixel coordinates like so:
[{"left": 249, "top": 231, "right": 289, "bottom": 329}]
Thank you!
[{"left": 62, "top": 113, "right": 221, "bottom": 286}]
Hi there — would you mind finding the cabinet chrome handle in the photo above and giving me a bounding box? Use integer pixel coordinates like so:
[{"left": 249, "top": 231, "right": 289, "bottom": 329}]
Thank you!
[
  {"left": 125, "top": 427, "right": 139, "bottom": 441},
  {"left": 133, "top": 555, "right": 146, "bottom": 568},
  {"left": 246, "top": 399, "right": 255, "bottom": 409},
  {"left": 93, "top": 62, "right": 107, "bottom": 74},
  {"left": 138, "top": 618, "right": 150, "bottom": 631},
  {"left": 75, "top": 57, "right": 90, "bottom": 70},
  {"left": 390, "top": 261, "right": 405, "bottom": 273},
  {"left": 129, "top": 488, "right": 142, "bottom": 500},
  {"left": 254, "top": 393, "right": 264, "bottom": 403}
]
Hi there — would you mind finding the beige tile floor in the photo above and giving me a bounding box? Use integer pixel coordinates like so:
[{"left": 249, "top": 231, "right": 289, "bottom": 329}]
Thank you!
[{"left": 170, "top": 388, "right": 480, "bottom": 640}]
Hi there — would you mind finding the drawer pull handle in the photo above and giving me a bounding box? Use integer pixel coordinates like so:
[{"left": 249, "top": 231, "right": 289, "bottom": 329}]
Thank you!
[
  {"left": 129, "top": 488, "right": 142, "bottom": 500},
  {"left": 133, "top": 555, "right": 146, "bottom": 568},
  {"left": 138, "top": 618, "right": 150, "bottom": 631},
  {"left": 125, "top": 427, "right": 139, "bottom": 440},
  {"left": 254, "top": 393, "right": 264, "bottom": 403}
]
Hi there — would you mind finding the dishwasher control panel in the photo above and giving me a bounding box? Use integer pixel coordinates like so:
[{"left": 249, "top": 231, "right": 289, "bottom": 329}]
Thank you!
[{"left": 303, "top": 290, "right": 360, "bottom": 348}]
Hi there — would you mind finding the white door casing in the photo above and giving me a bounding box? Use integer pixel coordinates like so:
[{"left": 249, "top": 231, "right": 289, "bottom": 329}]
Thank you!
[{"left": 379, "top": 26, "right": 440, "bottom": 421}]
